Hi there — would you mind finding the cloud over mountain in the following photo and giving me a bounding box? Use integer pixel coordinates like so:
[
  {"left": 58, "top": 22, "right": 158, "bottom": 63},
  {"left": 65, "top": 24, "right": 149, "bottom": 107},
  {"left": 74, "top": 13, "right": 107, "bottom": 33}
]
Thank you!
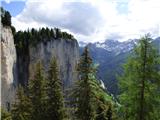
[{"left": 11, "top": 0, "right": 160, "bottom": 42}]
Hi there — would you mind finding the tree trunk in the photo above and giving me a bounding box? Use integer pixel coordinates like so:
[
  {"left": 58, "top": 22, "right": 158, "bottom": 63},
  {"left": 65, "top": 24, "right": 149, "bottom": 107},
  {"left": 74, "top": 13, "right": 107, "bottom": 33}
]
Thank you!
[{"left": 139, "top": 41, "right": 147, "bottom": 120}]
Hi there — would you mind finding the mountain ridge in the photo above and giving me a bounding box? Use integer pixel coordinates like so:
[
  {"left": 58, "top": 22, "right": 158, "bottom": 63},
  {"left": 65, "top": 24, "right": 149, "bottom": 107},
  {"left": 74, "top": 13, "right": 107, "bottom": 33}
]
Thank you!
[{"left": 80, "top": 37, "right": 160, "bottom": 95}]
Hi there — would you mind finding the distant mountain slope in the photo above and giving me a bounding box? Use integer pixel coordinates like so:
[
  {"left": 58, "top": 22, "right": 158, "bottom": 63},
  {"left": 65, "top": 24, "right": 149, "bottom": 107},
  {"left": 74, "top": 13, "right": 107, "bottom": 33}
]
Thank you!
[{"left": 79, "top": 37, "right": 160, "bottom": 95}]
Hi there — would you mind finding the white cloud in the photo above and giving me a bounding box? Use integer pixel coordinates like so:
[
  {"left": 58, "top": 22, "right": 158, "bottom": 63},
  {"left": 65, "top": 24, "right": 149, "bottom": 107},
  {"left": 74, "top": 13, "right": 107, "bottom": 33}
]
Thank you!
[
  {"left": 4, "top": 0, "right": 26, "bottom": 4},
  {"left": 12, "top": 0, "right": 160, "bottom": 42}
]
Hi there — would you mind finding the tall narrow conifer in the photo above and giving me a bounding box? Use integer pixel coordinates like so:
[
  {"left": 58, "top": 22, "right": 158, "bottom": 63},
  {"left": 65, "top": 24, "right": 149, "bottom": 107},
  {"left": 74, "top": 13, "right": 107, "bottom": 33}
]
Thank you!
[
  {"left": 118, "top": 34, "right": 160, "bottom": 120},
  {"left": 28, "top": 61, "right": 47, "bottom": 120},
  {"left": 46, "top": 58, "right": 67, "bottom": 120}
]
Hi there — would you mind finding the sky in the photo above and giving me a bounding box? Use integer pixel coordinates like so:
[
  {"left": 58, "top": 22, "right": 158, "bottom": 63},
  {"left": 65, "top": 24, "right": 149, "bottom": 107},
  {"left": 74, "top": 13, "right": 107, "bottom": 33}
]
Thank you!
[{"left": 1, "top": 0, "right": 160, "bottom": 42}]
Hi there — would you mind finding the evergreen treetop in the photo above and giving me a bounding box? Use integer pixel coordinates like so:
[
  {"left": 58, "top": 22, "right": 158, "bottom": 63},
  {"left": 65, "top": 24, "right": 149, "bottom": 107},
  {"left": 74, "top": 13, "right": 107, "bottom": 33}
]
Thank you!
[
  {"left": 28, "top": 61, "right": 47, "bottom": 120},
  {"left": 1, "top": 108, "right": 12, "bottom": 120},
  {"left": 71, "top": 46, "right": 117, "bottom": 120},
  {"left": 118, "top": 34, "right": 160, "bottom": 120},
  {"left": 1, "top": 7, "right": 11, "bottom": 27},
  {"left": 11, "top": 85, "right": 31, "bottom": 120},
  {"left": 46, "top": 58, "right": 67, "bottom": 120}
]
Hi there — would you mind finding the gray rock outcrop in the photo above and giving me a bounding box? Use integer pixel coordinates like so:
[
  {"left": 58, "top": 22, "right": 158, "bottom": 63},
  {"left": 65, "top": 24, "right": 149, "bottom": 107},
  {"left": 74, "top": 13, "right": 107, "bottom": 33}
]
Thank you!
[
  {"left": 29, "top": 39, "right": 79, "bottom": 89},
  {"left": 1, "top": 25, "right": 79, "bottom": 111},
  {"left": 1, "top": 25, "right": 17, "bottom": 111}
]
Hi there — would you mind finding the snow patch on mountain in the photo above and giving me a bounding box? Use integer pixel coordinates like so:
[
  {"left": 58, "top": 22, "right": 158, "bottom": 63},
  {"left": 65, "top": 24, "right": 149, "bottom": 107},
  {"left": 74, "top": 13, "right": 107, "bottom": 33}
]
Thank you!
[
  {"left": 99, "top": 80, "right": 105, "bottom": 89},
  {"left": 78, "top": 41, "right": 88, "bottom": 47},
  {"left": 93, "top": 39, "right": 138, "bottom": 55}
]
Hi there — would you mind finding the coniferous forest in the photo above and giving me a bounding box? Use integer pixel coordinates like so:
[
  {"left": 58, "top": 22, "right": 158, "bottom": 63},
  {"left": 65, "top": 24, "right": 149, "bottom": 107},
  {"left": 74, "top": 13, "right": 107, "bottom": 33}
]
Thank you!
[{"left": 1, "top": 4, "right": 160, "bottom": 120}]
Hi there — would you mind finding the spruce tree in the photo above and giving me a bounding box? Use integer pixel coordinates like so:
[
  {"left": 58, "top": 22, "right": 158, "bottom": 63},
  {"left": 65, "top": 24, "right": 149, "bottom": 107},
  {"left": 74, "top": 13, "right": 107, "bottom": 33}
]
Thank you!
[
  {"left": 4, "top": 11, "right": 11, "bottom": 26},
  {"left": 95, "top": 97, "right": 116, "bottom": 120},
  {"left": 106, "top": 104, "right": 113, "bottom": 120},
  {"left": 1, "top": 7, "right": 11, "bottom": 26},
  {"left": 28, "top": 61, "right": 47, "bottom": 120},
  {"left": 118, "top": 34, "right": 160, "bottom": 120},
  {"left": 71, "top": 47, "right": 117, "bottom": 120},
  {"left": 71, "top": 46, "right": 97, "bottom": 120},
  {"left": 46, "top": 58, "right": 67, "bottom": 120},
  {"left": 1, "top": 108, "right": 12, "bottom": 120},
  {"left": 11, "top": 85, "right": 31, "bottom": 120},
  {"left": 95, "top": 97, "right": 108, "bottom": 120}
]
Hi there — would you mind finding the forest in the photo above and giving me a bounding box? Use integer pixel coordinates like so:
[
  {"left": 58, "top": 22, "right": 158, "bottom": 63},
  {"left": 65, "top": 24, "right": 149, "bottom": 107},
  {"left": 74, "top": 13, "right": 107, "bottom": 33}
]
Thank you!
[
  {"left": 2, "top": 35, "right": 160, "bottom": 120},
  {"left": 14, "top": 27, "right": 76, "bottom": 48},
  {"left": 1, "top": 7, "right": 160, "bottom": 120}
]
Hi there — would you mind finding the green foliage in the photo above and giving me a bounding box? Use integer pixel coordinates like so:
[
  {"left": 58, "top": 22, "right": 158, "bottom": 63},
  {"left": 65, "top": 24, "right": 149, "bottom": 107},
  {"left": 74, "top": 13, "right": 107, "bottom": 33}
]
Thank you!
[
  {"left": 55, "top": 28, "right": 62, "bottom": 38},
  {"left": 28, "top": 61, "right": 47, "bottom": 120},
  {"left": 96, "top": 101, "right": 108, "bottom": 120},
  {"left": 96, "top": 98, "right": 110, "bottom": 120},
  {"left": 46, "top": 58, "right": 67, "bottom": 120},
  {"left": 118, "top": 34, "right": 160, "bottom": 120},
  {"left": 70, "top": 47, "right": 97, "bottom": 120},
  {"left": 95, "top": 94, "right": 118, "bottom": 120},
  {"left": 14, "top": 27, "right": 76, "bottom": 58},
  {"left": 11, "top": 85, "right": 31, "bottom": 120},
  {"left": 10, "top": 60, "right": 69, "bottom": 120},
  {"left": 11, "top": 26, "right": 16, "bottom": 35},
  {"left": 96, "top": 100, "right": 117, "bottom": 120},
  {"left": 14, "top": 27, "right": 75, "bottom": 48},
  {"left": 1, "top": 108, "right": 12, "bottom": 120},
  {"left": 106, "top": 103, "right": 118, "bottom": 120},
  {"left": 71, "top": 47, "right": 117, "bottom": 120},
  {"left": 1, "top": 7, "right": 11, "bottom": 26}
]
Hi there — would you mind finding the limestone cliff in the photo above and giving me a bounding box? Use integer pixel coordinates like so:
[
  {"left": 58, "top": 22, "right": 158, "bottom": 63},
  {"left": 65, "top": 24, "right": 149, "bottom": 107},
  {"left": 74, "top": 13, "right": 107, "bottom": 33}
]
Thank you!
[
  {"left": 16, "top": 37, "right": 79, "bottom": 90},
  {"left": 28, "top": 39, "right": 79, "bottom": 89},
  {"left": 1, "top": 25, "right": 17, "bottom": 111},
  {"left": 1, "top": 25, "right": 79, "bottom": 111},
  {"left": 1, "top": 8, "right": 79, "bottom": 111}
]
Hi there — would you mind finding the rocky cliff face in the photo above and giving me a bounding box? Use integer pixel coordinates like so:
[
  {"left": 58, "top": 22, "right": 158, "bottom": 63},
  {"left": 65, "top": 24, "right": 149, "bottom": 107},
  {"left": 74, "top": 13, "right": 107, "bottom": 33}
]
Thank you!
[
  {"left": 28, "top": 39, "right": 79, "bottom": 89},
  {"left": 16, "top": 38, "right": 79, "bottom": 89},
  {"left": 1, "top": 26, "right": 17, "bottom": 110},
  {"left": 1, "top": 25, "right": 79, "bottom": 110}
]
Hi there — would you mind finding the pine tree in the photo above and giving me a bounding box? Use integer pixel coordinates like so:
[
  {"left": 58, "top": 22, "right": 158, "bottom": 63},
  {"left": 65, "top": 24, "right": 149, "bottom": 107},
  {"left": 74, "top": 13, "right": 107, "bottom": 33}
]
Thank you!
[
  {"left": 1, "top": 7, "right": 11, "bottom": 26},
  {"left": 46, "top": 58, "right": 67, "bottom": 120},
  {"left": 1, "top": 108, "right": 12, "bottom": 120},
  {"left": 11, "top": 85, "right": 31, "bottom": 120},
  {"left": 95, "top": 97, "right": 108, "bottom": 120},
  {"left": 71, "top": 47, "right": 117, "bottom": 120},
  {"left": 71, "top": 46, "right": 98, "bottom": 120},
  {"left": 28, "top": 61, "right": 47, "bottom": 120},
  {"left": 4, "top": 11, "right": 11, "bottom": 26},
  {"left": 118, "top": 34, "right": 160, "bottom": 120},
  {"left": 106, "top": 104, "right": 113, "bottom": 120},
  {"left": 95, "top": 97, "right": 117, "bottom": 120}
]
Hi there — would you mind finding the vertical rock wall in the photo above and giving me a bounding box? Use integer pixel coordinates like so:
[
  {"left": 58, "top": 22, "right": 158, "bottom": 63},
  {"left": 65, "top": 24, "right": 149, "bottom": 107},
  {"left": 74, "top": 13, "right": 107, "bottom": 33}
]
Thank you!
[
  {"left": 29, "top": 39, "right": 79, "bottom": 90},
  {"left": 1, "top": 26, "right": 17, "bottom": 110},
  {"left": 1, "top": 26, "right": 79, "bottom": 110}
]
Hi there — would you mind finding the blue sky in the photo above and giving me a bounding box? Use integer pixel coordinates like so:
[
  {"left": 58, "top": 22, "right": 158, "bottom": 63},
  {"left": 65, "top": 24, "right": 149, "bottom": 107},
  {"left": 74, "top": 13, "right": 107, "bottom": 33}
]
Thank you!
[
  {"left": 1, "top": 0, "right": 160, "bottom": 42},
  {"left": 116, "top": 2, "right": 128, "bottom": 14},
  {"left": 1, "top": 0, "right": 129, "bottom": 16},
  {"left": 2, "top": 1, "right": 25, "bottom": 17}
]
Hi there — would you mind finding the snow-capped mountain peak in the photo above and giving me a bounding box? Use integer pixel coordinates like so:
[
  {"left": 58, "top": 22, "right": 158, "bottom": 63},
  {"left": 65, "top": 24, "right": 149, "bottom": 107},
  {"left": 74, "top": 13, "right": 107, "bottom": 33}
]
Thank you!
[
  {"left": 78, "top": 41, "right": 88, "bottom": 47},
  {"left": 93, "top": 39, "right": 138, "bottom": 55}
]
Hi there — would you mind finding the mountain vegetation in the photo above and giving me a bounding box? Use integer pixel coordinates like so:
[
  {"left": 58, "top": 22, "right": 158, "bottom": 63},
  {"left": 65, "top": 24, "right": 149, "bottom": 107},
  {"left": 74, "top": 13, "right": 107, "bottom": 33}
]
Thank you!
[
  {"left": 5, "top": 48, "right": 117, "bottom": 120},
  {"left": 1, "top": 108, "right": 12, "bottom": 120},
  {"left": 11, "top": 85, "right": 31, "bottom": 120},
  {"left": 1, "top": 8, "right": 160, "bottom": 120},
  {"left": 28, "top": 62, "right": 47, "bottom": 120},
  {"left": 8, "top": 60, "right": 67, "bottom": 120},
  {"left": 1, "top": 7, "right": 11, "bottom": 27},
  {"left": 14, "top": 27, "right": 75, "bottom": 48},
  {"left": 2, "top": 34, "right": 160, "bottom": 120},
  {"left": 84, "top": 37, "right": 160, "bottom": 95},
  {"left": 118, "top": 35, "right": 160, "bottom": 120},
  {"left": 70, "top": 47, "right": 117, "bottom": 120},
  {"left": 46, "top": 58, "right": 67, "bottom": 120}
]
